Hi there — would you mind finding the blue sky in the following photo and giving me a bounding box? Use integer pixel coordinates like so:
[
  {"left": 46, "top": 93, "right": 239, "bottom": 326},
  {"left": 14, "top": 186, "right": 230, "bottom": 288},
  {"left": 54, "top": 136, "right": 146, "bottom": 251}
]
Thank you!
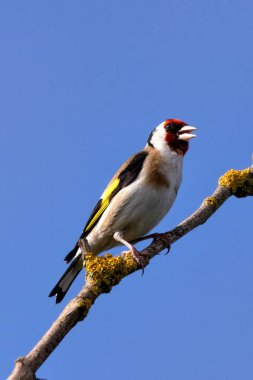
[{"left": 1, "top": 1, "right": 253, "bottom": 379}]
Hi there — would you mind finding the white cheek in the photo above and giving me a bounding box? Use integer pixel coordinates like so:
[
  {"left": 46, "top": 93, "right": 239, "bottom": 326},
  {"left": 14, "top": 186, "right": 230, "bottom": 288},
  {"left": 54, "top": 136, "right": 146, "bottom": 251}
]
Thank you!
[{"left": 150, "top": 123, "right": 168, "bottom": 152}]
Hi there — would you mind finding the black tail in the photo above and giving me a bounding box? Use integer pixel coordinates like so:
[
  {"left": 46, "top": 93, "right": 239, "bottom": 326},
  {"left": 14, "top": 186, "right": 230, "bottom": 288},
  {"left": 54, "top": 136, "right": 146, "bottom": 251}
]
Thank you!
[
  {"left": 49, "top": 254, "right": 83, "bottom": 303},
  {"left": 64, "top": 243, "right": 79, "bottom": 264}
]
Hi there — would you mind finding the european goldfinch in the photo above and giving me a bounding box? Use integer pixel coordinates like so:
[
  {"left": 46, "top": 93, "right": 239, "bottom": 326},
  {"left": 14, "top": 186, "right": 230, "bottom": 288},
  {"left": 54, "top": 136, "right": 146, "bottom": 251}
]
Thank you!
[{"left": 49, "top": 119, "right": 197, "bottom": 303}]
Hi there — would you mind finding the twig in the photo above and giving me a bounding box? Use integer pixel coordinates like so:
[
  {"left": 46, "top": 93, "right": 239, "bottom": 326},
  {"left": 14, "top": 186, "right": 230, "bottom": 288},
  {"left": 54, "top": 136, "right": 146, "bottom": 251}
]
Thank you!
[{"left": 8, "top": 166, "right": 253, "bottom": 380}]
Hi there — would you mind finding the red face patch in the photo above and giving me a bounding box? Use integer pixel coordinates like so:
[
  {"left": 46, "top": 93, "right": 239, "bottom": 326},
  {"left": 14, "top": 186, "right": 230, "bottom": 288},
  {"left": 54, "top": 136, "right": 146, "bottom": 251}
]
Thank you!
[{"left": 164, "top": 119, "right": 189, "bottom": 155}]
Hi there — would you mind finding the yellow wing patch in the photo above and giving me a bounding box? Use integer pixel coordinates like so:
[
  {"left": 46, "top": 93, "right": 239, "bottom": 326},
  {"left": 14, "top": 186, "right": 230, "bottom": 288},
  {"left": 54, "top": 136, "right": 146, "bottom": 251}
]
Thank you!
[
  {"left": 101, "top": 177, "right": 120, "bottom": 200},
  {"left": 84, "top": 178, "right": 120, "bottom": 232}
]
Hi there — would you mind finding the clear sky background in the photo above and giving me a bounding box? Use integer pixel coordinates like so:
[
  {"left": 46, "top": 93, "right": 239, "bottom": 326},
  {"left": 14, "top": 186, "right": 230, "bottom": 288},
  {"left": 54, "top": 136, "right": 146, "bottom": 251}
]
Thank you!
[{"left": 1, "top": 1, "right": 253, "bottom": 379}]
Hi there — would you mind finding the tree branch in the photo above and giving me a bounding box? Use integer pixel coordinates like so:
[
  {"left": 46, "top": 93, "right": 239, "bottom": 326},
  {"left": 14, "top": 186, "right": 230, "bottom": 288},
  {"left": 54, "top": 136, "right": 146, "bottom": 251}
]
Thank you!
[{"left": 8, "top": 166, "right": 253, "bottom": 380}]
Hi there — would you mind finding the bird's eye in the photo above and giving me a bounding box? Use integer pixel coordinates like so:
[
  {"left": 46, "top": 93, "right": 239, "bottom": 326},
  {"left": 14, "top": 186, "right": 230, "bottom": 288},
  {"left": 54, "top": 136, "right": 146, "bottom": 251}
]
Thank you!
[{"left": 165, "top": 123, "right": 174, "bottom": 132}]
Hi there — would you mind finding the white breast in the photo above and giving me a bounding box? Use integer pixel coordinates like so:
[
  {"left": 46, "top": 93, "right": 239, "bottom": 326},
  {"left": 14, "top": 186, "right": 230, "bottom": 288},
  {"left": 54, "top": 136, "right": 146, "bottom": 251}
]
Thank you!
[{"left": 87, "top": 147, "right": 183, "bottom": 254}]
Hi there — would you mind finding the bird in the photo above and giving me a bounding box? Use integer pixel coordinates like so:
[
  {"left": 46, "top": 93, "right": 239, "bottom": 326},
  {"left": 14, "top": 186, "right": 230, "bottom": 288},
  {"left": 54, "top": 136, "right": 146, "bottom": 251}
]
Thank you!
[{"left": 49, "top": 119, "right": 197, "bottom": 303}]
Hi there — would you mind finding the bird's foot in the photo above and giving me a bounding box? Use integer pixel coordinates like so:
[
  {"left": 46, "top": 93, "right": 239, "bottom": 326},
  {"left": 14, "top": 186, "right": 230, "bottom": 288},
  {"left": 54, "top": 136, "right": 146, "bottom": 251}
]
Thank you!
[
  {"left": 122, "top": 247, "right": 146, "bottom": 275},
  {"left": 152, "top": 233, "right": 171, "bottom": 255}
]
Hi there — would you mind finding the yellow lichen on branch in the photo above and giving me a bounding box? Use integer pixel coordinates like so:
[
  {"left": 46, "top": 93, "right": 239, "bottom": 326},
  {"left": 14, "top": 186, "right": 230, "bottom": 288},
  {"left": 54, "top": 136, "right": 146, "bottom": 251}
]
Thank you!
[
  {"left": 83, "top": 253, "right": 142, "bottom": 293},
  {"left": 218, "top": 168, "right": 253, "bottom": 197}
]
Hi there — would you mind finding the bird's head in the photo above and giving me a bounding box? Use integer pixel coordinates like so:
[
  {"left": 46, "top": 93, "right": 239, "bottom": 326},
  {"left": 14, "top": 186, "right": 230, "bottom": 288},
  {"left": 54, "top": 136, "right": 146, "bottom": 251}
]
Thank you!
[{"left": 147, "top": 118, "right": 197, "bottom": 155}]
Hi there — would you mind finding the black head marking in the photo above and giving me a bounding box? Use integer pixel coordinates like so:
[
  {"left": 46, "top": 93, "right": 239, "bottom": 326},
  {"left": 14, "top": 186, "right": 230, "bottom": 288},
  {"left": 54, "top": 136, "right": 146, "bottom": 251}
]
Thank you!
[{"left": 147, "top": 128, "right": 155, "bottom": 148}]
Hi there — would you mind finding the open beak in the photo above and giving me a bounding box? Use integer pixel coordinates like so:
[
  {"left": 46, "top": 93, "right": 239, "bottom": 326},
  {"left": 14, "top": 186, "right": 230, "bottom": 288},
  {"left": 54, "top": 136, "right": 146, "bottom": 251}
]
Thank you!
[{"left": 178, "top": 126, "right": 197, "bottom": 141}]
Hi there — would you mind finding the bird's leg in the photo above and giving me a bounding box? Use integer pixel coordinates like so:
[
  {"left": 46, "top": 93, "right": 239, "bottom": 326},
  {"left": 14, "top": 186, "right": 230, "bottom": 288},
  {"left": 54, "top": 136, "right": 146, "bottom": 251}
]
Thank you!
[
  {"left": 131, "top": 233, "right": 171, "bottom": 254},
  {"left": 113, "top": 231, "right": 146, "bottom": 273},
  {"left": 152, "top": 233, "right": 171, "bottom": 255}
]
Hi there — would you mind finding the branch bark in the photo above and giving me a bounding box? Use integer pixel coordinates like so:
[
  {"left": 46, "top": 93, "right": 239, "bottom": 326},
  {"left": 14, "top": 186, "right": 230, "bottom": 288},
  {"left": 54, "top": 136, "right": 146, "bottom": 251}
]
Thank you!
[{"left": 8, "top": 166, "right": 253, "bottom": 380}]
